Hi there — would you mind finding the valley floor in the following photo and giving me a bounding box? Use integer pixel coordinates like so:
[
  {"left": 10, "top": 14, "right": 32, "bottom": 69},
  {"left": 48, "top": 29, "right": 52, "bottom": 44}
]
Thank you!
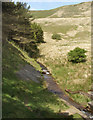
[{"left": 35, "top": 17, "right": 91, "bottom": 108}]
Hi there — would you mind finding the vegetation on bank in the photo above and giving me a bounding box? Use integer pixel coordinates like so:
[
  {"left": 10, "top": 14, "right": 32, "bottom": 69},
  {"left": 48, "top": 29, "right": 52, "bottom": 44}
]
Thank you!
[
  {"left": 43, "top": 57, "right": 91, "bottom": 106},
  {"left": 3, "top": 42, "right": 70, "bottom": 118},
  {"left": 2, "top": 2, "right": 44, "bottom": 58}
]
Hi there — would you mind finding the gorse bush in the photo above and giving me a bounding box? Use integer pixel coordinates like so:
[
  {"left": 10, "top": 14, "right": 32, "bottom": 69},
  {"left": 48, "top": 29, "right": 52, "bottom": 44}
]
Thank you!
[
  {"left": 68, "top": 47, "right": 87, "bottom": 63},
  {"left": 52, "top": 33, "right": 61, "bottom": 40}
]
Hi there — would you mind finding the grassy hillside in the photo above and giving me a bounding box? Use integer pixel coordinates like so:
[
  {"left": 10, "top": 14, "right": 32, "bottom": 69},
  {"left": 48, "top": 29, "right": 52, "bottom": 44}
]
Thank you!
[
  {"left": 2, "top": 1, "right": 91, "bottom": 119},
  {"left": 33, "top": 2, "right": 91, "bottom": 107},
  {"left": 3, "top": 42, "right": 72, "bottom": 118},
  {"left": 2, "top": 2, "right": 71, "bottom": 118},
  {"left": 30, "top": 9, "right": 58, "bottom": 18},
  {"left": 30, "top": 1, "right": 91, "bottom": 18},
  {"left": 36, "top": 17, "right": 91, "bottom": 106}
]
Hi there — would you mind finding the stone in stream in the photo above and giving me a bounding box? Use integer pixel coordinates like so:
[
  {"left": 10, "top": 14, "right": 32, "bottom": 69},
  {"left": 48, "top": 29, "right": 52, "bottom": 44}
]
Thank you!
[
  {"left": 88, "top": 101, "right": 93, "bottom": 111},
  {"left": 42, "top": 69, "right": 50, "bottom": 75}
]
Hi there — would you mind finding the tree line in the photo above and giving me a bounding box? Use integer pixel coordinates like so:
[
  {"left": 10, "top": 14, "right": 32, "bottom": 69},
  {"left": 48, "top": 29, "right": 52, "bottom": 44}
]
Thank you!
[{"left": 2, "top": 2, "right": 44, "bottom": 58}]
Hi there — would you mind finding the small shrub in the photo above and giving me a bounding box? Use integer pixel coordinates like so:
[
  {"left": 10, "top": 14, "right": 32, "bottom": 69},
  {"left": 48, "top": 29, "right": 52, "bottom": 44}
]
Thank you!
[
  {"left": 67, "top": 47, "right": 87, "bottom": 63},
  {"left": 31, "top": 23, "right": 44, "bottom": 43},
  {"left": 52, "top": 33, "right": 61, "bottom": 40}
]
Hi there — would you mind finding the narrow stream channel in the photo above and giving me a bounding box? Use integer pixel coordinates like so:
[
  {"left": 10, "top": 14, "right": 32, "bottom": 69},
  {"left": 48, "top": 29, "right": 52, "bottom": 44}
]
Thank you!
[{"left": 37, "top": 61, "right": 93, "bottom": 119}]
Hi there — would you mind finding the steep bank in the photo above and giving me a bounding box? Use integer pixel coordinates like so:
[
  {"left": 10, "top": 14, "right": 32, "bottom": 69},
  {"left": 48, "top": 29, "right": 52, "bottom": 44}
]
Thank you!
[{"left": 2, "top": 42, "right": 70, "bottom": 118}]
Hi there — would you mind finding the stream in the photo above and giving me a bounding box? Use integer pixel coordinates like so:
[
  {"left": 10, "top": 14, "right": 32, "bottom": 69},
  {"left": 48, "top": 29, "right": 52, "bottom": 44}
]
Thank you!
[{"left": 37, "top": 61, "right": 93, "bottom": 119}]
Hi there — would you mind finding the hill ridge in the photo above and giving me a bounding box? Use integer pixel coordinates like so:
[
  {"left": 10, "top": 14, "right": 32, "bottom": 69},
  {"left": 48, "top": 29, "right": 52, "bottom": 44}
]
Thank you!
[{"left": 30, "top": 1, "right": 91, "bottom": 18}]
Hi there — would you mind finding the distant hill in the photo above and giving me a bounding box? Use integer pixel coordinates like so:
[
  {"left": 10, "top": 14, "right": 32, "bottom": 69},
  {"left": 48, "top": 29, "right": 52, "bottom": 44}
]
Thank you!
[{"left": 30, "top": 1, "right": 91, "bottom": 18}]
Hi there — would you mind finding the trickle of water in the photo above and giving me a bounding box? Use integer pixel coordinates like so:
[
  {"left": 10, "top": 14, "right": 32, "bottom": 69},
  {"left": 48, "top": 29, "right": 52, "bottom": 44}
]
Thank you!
[
  {"left": 81, "top": 110, "right": 93, "bottom": 119},
  {"left": 43, "top": 74, "right": 50, "bottom": 79},
  {"left": 40, "top": 65, "right": 93, "bottom": 119}
]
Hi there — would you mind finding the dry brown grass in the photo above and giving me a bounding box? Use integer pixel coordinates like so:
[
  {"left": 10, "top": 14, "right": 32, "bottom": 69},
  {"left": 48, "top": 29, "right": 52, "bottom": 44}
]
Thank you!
[{"left": 34, "top": 16, "right": 91, "bottom": 105}]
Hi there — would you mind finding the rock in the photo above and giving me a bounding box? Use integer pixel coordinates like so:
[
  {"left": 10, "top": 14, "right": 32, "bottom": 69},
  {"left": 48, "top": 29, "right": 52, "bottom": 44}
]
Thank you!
[
  {"left": 88, "top": 101, "right": 93, "bottom": 111},
  {"left": 42, "top": 69, "right": 50, "bottom": 75}
]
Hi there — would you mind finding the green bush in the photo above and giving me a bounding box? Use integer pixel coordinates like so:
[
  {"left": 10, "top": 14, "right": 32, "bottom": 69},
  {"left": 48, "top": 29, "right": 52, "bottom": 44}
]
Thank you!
[
  {"left": 68, "top": 47, "right": 87, "bottom": 63},
  {"left": 52, "top": 33, "right": 61, "bottom": 40},
  {"left": 31, "top": 23, "right": 44, "bottom": 43}
]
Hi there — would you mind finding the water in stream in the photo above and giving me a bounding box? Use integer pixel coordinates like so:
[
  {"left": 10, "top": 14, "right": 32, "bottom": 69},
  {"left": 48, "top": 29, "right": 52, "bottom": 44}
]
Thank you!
[{"left": 42, "top": 68, "right": 93, "bottom": 119}]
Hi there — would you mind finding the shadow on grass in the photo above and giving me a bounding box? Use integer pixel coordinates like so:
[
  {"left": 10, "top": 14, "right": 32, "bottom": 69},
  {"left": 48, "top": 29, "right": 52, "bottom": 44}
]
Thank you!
[
  {"left": 2, "top": 43, "right": 75, "bottom": 119},
  {"left": 2, "top": 78, "right": 74, "bottom": 119}
]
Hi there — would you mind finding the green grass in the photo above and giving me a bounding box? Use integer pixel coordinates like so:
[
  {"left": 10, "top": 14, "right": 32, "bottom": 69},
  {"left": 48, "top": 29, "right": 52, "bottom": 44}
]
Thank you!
[
  {"left": 43, "top": 58, "right": 91, "bottom": 106},
  {"left": 3, "top": 42, "right": 71, "bottom": 118},
  {"left": 9, "top": 41, "right": 42, "bottom": 72},
  {"left": 73, "top": 113, "right": 84, "bottom": 119},
  {"left": 31, "top": 9, "right": 58, "bottom": 18},
  {"left": 41, "top": 25, "right": 77, "bottom": 34},
  {"left": 70, "top": 94, "right": 91, "bottom": 107}
]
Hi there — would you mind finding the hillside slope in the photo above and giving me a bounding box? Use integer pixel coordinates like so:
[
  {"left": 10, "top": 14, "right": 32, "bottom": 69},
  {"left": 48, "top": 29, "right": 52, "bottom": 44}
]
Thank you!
[
  {"left": 2, "top": 2, "right": 71, "bottom": 118},
  {"left": 2, "top": 1, "right": 92, "bottom": 118},
  {"left": 33, "top": 1, "right": 91, "bottom": 107},
  {"left": 3, "top": 42, "right": 71, "bottom": 118},
  {"left": 30, "top": 1, "right": 91, "bottom": 18}
]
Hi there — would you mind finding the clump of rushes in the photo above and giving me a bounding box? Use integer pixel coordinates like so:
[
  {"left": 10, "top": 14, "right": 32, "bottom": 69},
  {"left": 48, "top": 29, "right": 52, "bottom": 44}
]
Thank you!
[{"left": 52, "top": 33, "right": 61, "bottom": 40}]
